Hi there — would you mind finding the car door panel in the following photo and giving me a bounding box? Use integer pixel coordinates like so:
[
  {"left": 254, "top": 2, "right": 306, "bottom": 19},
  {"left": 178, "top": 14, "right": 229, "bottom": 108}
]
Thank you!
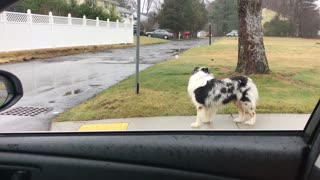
[
  {"left": 155, "top": 30, "right": 161, "bottom": 38},
  {"left": 0, "top": 132, "right": 307, "bottom": 180},
  {"left": 309, "top": 157, "right": 320, "bottom": 180},
  {"left": 154, "top": 32, "right": 158, "bottom": 38},
  {"left": 0, "top": 152, "right": 236, "bottom": 180}
]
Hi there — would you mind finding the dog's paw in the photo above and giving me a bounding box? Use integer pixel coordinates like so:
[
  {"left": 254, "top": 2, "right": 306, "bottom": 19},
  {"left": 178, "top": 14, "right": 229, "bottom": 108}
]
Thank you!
[
  {"left": 233, "top": 118, "right": 242, "bottom": 123},
  {"left": 202, "top": 121, "right": 211, "bottom": 124},
  {"left": 191, "top": 122, "right": 200, "bottom": 128},
  {"left": 244, "top": 120, "right": 255, "bottom": 126},
  {"left": 201, "top": 119, "right": 211, "bottom": 123}
]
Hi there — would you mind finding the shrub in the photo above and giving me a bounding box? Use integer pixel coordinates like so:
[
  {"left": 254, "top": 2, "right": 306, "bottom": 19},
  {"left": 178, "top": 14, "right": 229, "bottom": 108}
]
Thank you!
[
  {"left": 264, "top": 15, "right": 297, "bottom": 37},
  {"left": 11, "top": 0, "right": 122, "bottom": 21}
]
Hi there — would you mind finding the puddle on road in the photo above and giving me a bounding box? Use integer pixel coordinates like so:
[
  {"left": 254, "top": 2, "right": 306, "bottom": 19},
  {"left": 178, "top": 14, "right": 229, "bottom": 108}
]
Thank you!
[
  {"left": 64, "top": 89, "right": 83, "bottom": 96},
  {"left": 97, "top": 60, "right": 133, "bottom": 64},
  {"left": 48, "top": 100, "right": 55, "bottom": 103},
  {"left": 90, "top": 84, "right": 102, "bottom": 87},
  {"left": 171, "top": 48, "right": 187, "bottom": 53},
  {"left": 37, "top": 87, "right": 55, "bottom": 93}
]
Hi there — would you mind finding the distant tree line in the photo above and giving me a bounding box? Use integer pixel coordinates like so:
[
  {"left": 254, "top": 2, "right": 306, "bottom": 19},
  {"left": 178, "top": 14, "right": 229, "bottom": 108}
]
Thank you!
[
  {"left": 263, "top": 15, "right": 297, "bottom": 36},
  {"left": 262, "top": 0, "right": 319, "bottom": 38},
  {"left": 208, "top": 0, "right": 238, "bottom": 36},
  {"left": 207, "top": 0, "right": 319, "bottom": 38},
  {"left": 6, "top": 0, "right": 122, "bottom": 21},
  {"left": 157, "top": 0, "right": 207, "bottom": 38}
]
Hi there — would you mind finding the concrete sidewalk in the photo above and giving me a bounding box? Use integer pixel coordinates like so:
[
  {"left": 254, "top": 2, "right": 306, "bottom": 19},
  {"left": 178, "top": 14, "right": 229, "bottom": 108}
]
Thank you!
[{"left": 51, "top": 114, "right": 310, "bottom": 132}]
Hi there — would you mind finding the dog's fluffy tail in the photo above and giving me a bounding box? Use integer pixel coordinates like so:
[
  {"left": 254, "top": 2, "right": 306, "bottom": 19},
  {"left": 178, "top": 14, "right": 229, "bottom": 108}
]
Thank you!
[{"left": 247, "top": 78, "right": 259, "bottom": 109}]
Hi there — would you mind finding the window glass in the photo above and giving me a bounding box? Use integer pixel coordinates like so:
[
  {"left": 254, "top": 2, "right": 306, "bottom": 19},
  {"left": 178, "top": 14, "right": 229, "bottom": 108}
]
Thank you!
[{"left": 0, "top": 0, "right": 319, "bottom": 132}]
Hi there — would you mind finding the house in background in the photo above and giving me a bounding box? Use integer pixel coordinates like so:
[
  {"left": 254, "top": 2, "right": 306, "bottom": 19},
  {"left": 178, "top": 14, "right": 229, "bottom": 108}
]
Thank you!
[
  {"left": 104, "top": 0, "right": 134, "bottom": 18},
  {"left": 197, "top": 30, "right": 208, "bottom": 38},
  {"left": 77, "top": 0, "right": 133, "bottom": 18},
  {"left": 132, "top": 11, "right": 149, "bottom": 25},
  {"left": 76, "top": 0, "right": 104, "bottom": 7}
]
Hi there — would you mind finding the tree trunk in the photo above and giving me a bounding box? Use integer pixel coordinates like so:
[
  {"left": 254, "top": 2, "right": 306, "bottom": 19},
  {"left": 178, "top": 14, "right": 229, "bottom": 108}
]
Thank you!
[
  {"left": 297, "top": 0, "right": 303, "bottom": 37},
  {"left": 236, "top": 0, "right": 270, "bottom": 74}
]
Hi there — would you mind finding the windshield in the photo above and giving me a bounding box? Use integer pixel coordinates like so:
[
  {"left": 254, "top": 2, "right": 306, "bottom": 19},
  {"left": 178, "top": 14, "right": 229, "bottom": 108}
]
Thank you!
[{"left": 0, "top": 0, "right": 319, "bottom": 132}]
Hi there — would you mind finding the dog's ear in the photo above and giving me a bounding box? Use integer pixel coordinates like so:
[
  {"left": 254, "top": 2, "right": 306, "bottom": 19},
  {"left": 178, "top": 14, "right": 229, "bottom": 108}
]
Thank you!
[
  {"left": 202, "top": 67, "right": 209, "bottom": 73},
  {"left": 193, "top": 67, "right": 200, "bottom": 73}
]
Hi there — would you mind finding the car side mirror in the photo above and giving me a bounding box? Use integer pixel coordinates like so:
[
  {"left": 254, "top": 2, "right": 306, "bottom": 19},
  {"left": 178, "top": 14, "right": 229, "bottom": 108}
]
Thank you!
[{"left": 0, "top": 70, "right": 23, "bottom": 112}]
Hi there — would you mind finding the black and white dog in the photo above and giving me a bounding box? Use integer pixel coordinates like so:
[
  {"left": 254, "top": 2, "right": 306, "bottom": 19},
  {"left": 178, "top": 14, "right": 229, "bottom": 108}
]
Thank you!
[{"left": 187, "top": 67, "right": 259, "bottom": 128}]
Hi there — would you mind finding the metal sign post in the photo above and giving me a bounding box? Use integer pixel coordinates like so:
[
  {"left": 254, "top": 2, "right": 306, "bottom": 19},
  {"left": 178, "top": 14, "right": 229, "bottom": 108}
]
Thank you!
[
  {"left": 135, "top": 0, "right": 141, "bottom": 94},
  {"left": 209, "top": 23, "right": 212, "bottom": 45}
]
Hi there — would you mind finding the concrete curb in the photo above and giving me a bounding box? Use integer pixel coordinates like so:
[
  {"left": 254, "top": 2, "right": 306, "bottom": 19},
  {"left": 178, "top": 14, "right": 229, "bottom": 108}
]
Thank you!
[{"left": 51, "top": 114, "right": 310, "bottom": 132}]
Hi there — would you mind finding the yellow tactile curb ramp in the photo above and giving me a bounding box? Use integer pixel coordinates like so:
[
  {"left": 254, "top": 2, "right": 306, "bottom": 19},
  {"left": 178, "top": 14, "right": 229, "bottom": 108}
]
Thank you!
[{"left": 78, "top": 123, "right": 128, "bottom": 131}]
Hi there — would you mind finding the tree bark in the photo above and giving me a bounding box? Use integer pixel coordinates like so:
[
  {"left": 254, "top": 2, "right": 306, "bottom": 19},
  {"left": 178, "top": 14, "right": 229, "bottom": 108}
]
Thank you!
[{"left": 236, "top": 0, "right": 270, "bottom": 74}]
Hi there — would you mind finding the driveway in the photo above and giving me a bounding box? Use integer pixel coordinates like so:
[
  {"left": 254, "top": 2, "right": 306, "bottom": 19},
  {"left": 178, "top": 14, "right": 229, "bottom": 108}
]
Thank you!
[{"left": 0, "top": 38, "right": 210, "bottom": 132}]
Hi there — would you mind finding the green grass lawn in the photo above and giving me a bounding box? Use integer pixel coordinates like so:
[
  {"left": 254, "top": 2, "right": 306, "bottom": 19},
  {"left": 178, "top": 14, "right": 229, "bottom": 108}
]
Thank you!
[{"left": 54, "top": 37, "right": 320, "bottom": 122}]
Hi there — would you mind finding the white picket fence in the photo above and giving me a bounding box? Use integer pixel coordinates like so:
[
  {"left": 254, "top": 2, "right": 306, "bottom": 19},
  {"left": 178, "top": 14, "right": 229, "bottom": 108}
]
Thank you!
[{"left": 0, "top": 10, "right": 133, "bottom": 52}]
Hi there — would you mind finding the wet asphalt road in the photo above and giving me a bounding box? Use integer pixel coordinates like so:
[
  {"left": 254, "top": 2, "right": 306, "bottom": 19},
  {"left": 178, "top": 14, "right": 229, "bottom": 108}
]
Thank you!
[{"left": 0, "top": 38, "right": 209, "bottom": 132}]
